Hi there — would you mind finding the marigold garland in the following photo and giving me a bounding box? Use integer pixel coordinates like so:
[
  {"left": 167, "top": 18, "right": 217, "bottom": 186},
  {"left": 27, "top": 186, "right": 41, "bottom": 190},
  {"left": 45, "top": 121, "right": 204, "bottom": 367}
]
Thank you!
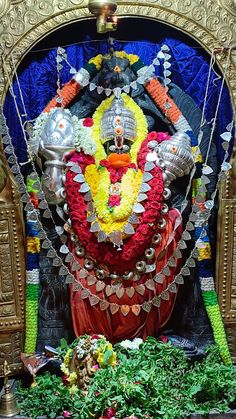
[
  {"left": 44, "top": 79, "right": 81, "bottom": 112},
  {"left": 112, "top": 51, "right": 139, "bottom": 66},
  {"left": 145, "top": 78, "right": 182, "bottom": 123},
  {"left": 113, "top": 168, "right": 142, "bottom": 220},
  {"left": 84, "top": 164, "right": 100, "bottom": 196}
]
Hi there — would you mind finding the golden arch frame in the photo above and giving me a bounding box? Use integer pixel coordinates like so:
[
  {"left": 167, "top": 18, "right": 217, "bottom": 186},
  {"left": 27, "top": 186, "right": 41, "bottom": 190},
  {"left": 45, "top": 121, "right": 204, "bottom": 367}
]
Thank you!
[
  {"left": 0, "top": 0, "right": 235, "bottom": 370},
  {"left": 0, "top": 1, "right": 235, "bottom": 102}
]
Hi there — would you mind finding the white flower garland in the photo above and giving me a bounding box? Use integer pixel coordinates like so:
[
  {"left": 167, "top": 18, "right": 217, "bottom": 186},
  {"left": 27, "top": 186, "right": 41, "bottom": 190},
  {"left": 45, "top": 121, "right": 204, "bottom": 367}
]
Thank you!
[
  {"left": 29, "top": 109, "right": 97, "bottom": 157},
  {"left": 74, "top": 118, "right": 97, "bottom": 156}
]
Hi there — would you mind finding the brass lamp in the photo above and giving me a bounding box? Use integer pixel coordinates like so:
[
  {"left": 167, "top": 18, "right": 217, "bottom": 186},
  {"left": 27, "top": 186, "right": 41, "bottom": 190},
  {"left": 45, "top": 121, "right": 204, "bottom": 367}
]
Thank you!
[{"left": 88, "top": 0, "right": 118, "bottom": 33}]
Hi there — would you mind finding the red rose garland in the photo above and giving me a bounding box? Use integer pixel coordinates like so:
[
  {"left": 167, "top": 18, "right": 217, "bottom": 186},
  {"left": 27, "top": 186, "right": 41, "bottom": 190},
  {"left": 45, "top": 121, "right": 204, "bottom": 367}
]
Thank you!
[{"left": 65, "top": 135, "right": 164, "bottom": 272}]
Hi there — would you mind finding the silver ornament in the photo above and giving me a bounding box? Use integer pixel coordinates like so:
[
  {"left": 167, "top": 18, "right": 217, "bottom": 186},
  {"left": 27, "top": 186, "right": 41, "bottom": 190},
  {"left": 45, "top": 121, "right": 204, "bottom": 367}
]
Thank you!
[
  {"left": 144, "top": 162, "right": 155, "bottom": 172},
  {"left": 157, "top": 217, "right": 167, "bottom": 229},
  {"left": 145, "top": 247, "right": 155, "bottom": 259},
  {"left": 97, "top": 231, "right": 107, "bottom": 243},
  {"left": 75, "top": 246, "right": 85, "bottom": 257},
  {"left": 123, "top": 271, "right": 134, "bottom": 280},
  {"left": 142, "top": 172, "right": 153, "bottom": 182},
  {"left": 123, "top": 223, "right": 135, "bottom": 235},
  {"left": 163, "top": 188, "right": 171, "bottom": 200},
  {"left": 152, "top": 233, "right": 162, "bottom": 245},
  {"left": 96, "top": 269, "right": 106, "bottom": 280},
  {"left": 133, "top": 203, "right": 145, "bottom": 213},
  {"left": 161, "top": 203, "right": 169, "bottom": 214},
  {"left": 137, "top": 193, "right": 147, "bottom": 202},
  {"left": 136, "top": 261, "right": 146, "bottom": 272},
  {"left": 84, "top": 259, "right": 94, "bottom": 270},
  {"left": 90, "top": 222, "right": 101, "bottom": 233},
  {"left": 128, "top": 214, "right": 139, "bottom": 224},
  {"left": 79, "top": 182, "right": 90, "bottom": 193}
]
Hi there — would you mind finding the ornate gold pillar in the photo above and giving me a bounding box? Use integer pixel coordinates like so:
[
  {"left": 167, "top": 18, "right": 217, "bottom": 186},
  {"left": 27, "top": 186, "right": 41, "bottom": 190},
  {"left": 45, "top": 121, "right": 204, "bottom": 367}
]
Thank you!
[
  {"left": 0, "top": 145, "right": 25, "bottom": 375},
  {"left": 216, "top": 146, "right": 236, "bottom": 360}
]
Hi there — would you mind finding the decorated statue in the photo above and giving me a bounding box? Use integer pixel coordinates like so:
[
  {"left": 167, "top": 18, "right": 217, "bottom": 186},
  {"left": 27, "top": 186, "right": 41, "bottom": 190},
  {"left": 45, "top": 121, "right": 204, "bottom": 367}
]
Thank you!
[{"left": 25, "top": 50, "right": 231, "bottom": 364}]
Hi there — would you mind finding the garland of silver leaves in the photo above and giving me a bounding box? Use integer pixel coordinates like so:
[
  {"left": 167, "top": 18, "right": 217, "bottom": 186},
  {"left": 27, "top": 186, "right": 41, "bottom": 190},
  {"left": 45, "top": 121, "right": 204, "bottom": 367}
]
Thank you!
[
  {"left": 0, "top": 46, "right": 233, "bottom": 312},
  {"left": 0, "top": 101, "right": 233, "bottom": 311},
  {"left": 57, "top": 44, "right": 172, "bottom": 99}
]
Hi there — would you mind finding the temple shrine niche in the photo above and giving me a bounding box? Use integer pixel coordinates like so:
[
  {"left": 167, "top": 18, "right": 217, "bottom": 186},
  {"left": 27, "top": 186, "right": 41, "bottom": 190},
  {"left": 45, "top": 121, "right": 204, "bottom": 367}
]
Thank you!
[{"left": 0, "top": 1, "right": 236, "bottom": 418}]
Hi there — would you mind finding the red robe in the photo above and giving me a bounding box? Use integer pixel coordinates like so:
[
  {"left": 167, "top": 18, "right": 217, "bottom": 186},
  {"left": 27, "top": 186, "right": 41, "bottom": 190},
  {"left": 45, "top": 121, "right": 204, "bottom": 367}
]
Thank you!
[{"left": 70, "top": 209, "right": 182, "bottom": 343}]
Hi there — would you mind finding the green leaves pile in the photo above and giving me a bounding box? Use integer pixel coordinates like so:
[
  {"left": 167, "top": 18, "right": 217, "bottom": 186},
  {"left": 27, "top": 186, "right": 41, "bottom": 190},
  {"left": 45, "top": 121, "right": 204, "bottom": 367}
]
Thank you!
[{"left": 16, "top": 338, "right": 236, "bottom": 419}]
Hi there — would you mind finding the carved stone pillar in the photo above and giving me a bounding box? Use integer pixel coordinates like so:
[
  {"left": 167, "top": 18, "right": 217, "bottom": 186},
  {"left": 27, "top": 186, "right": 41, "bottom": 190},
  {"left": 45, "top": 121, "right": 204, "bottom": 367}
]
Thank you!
[{"left": 0, "top": 146, "right": 25, "bottom": 376}]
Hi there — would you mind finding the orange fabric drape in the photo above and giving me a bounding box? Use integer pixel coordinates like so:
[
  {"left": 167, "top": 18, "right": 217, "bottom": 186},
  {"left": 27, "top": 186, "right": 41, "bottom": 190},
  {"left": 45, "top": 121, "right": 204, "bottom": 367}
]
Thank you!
[{"left": 70, "top": 209, "right": 182, "bottom": 343}]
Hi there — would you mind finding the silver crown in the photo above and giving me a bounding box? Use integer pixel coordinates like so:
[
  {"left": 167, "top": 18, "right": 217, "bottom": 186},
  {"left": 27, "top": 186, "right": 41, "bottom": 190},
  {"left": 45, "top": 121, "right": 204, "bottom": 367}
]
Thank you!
[{"left": 100, "top": 97, "right": 137, "bottom": 144}]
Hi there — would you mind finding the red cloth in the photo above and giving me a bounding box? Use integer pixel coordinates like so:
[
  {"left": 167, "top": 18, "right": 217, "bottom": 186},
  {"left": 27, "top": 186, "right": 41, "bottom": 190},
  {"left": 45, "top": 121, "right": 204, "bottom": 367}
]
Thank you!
[{"left": 70, "top": 208, "right": 182, "bottom": 343}]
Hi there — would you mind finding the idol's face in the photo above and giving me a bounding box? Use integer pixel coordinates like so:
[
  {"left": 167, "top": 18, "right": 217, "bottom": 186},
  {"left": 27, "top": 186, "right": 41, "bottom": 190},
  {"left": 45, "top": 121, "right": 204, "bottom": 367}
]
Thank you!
[
  {"left": 97, "top": 56, "right": 136, "bottom": 89},
  {"left": 106, "top": 136, "right": 131, "bottom": 155}
]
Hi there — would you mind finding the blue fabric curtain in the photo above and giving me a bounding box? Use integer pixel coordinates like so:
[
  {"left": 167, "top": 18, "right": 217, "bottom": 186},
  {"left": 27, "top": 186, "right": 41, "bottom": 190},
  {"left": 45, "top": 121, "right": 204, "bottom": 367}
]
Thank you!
[{"left": 3, "top": 37, "right": 234, "bottom": 164}]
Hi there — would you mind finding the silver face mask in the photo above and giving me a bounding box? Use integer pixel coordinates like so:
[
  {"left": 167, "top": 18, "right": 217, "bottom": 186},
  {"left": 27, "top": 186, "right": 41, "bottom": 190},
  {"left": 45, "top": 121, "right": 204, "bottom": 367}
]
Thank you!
[{"left": 100, "top": 97, "right": 137, "bottom": 148}]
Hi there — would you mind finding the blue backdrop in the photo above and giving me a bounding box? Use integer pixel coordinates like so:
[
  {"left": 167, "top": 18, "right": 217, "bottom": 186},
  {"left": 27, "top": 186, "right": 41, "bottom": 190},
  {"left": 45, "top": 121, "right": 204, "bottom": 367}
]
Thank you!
[{"left": 3, "top": 37, "right": 234, "bottom": 164}]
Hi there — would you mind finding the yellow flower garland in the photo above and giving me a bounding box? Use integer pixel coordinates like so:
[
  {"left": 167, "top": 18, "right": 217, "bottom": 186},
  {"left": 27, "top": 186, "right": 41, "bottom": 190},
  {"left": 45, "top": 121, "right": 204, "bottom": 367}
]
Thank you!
[
  {"left": 112, "top": 51, "right": 139, "bottom": 65},
  {"left": 89, "top": 54, "right": 103, "bottom": 70},
  {"left": 92, "top": 169, "right": 110, "bottom": 222},
  {"left": 92, "top": 93, "right": 148, "bottom": 165},
  {"left": 84, "top": 164, "right": 100, "bottom": 196},
  {"left": 113, "top": 168, "right": 143, "bottom": 221},
  {"left": 84, "top": 164, "right": 143, "bottom": 235},
  {"left": 89, "top": 52, "right": 139, "bottom": 71}
]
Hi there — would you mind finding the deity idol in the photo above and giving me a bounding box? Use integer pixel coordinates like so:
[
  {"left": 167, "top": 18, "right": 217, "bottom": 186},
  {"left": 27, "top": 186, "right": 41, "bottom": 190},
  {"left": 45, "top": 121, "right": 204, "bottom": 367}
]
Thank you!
[{"left": 28, "top": 51, "right": 230, "bottom": 363}]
